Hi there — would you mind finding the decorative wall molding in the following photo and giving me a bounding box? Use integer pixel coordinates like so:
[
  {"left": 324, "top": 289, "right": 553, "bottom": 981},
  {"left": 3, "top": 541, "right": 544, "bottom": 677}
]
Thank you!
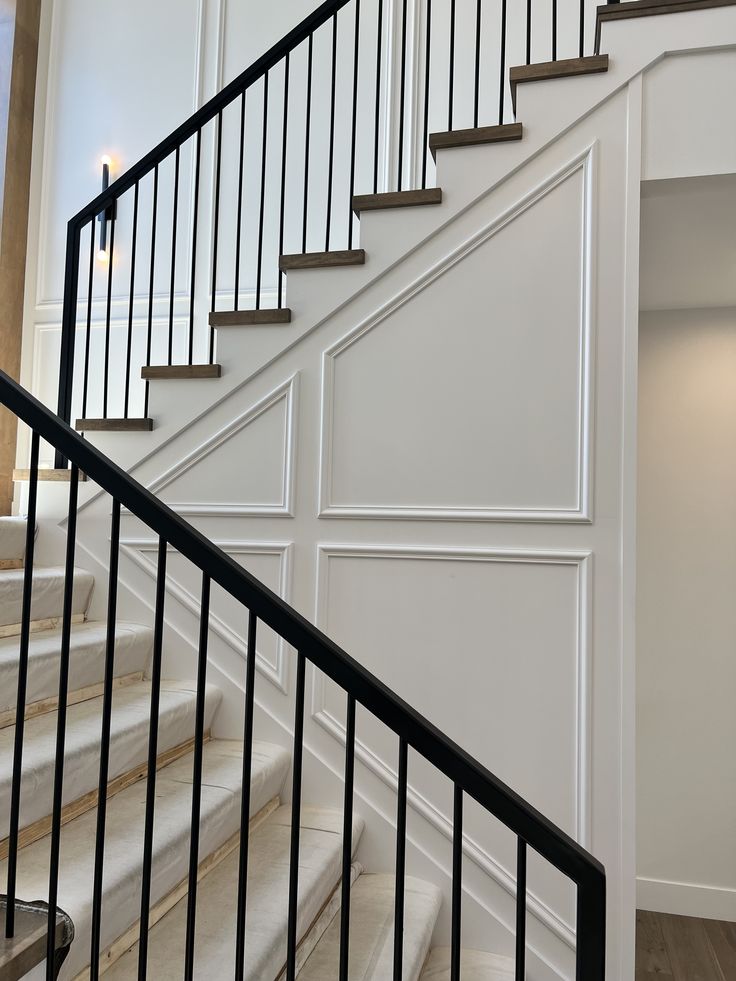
[
  {"left": 36, "top": 0, "right": 209, "bottom": 310},
  {"left": 318, "top": 143, "right": 597, "bottom": 523},
  {"left": 138, "top": 373, "right": 299, "bottom": 517},
  {"left": 310, "top": 542, "right": 593, "bottom": 947},
  {"left": 120, "top": 537, "right": 293, "bottom": 693}
]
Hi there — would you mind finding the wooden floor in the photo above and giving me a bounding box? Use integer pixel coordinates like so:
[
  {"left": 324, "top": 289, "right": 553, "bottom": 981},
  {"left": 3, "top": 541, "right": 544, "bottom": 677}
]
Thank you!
[{"left": 637, "top": 910, "right": 736, "bottom": 979}]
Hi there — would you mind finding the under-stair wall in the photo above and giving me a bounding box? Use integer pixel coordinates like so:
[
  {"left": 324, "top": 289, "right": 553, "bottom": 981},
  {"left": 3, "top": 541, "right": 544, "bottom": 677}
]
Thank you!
[{"left": 13, "top": 3, "right": 736, "bottom": 980}]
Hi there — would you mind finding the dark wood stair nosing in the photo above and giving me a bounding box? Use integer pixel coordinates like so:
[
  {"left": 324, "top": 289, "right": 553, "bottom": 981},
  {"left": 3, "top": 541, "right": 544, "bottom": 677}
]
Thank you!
[
  {"left": 595, "top": 0, "right": 736, "bottom": 52},
  {"left": 279, "top": 249, "right": 366, "bottom": 272},
  {"left": 209, "top": 308, "right": 292, "bottom": 327},
  {"left": 509, "top": 54, "right": 609, "bottom": 112},
  {"left": 352, "top": 187, "right": 442, "bottom": 216},
  {"left": 140, "top": 364, "right": 222, "bottom": 380},
  {"left": 75, "top": 418, "right": 154, "bottom": 433},
  {"left": 429, "top": 123, "right": 523, "bottom": 159}
]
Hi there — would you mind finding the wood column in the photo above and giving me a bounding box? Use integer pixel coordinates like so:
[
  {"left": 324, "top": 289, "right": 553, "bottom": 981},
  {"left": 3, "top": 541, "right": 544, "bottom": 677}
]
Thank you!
[{"left": 0, "top": 0, "right": 41, "bottom": 514}]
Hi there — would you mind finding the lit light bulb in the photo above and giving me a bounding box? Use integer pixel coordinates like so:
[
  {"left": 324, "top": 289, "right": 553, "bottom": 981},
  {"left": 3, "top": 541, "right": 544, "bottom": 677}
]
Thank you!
[
  {"left": 97, "top": 248, "right": 109, "bottom": 263},
  {"left": 100, "top": 154, "right": 112, "bottom": 167}
]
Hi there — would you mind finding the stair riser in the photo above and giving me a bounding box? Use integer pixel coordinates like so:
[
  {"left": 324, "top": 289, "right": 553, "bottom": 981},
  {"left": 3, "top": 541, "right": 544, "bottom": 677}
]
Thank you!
[{"left": 0, "top": 568, "right": 94, "bottom": 631}]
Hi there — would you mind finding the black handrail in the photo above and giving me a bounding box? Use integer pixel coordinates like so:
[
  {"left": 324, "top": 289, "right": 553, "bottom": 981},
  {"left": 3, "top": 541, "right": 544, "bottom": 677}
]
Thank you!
[{"left": 1, "top": 366, "right": 606, "bottom": 977}]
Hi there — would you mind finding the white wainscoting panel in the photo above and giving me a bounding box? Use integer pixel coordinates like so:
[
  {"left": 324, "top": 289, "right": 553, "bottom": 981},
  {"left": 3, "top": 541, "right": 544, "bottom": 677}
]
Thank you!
[
  {"left": 319, "top": 148, "right": 595, "bottom": 522},
  {"left": 311, "top": 543, "right": 592, "bottom": 940},
  {"left": 139, "top": 374, "right": 298, "bottom": 517},
  {"left": 121, "top": 538, "right": 293, "bottom": 693}
]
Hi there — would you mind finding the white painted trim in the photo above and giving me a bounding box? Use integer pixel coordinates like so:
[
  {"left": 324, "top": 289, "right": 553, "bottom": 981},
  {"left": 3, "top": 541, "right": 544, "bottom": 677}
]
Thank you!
[
  {"left": 119, "top": 538, "right": 293, "bottom": 693},
  {"left": 318, "top": 144, "right": 597, "bottom": 523},
  {"left": 134, "top": 373, "right": 299, "bottom": 517},
  {"left": 310, "top": 542, "right": 593, "bottom": 948},
  {"left": 35, "top": 0, "right": 209, "bottom": 309},
  {"left": 637, "top": 877, "right": 736, "bottom": 922}
]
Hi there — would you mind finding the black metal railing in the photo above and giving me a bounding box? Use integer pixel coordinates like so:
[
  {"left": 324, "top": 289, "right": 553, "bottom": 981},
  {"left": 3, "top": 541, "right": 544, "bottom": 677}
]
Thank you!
[
  {"left": 1, "top": 365, "right": 606, "bottom": 977},
  {"left": 54, "top": 0, "right": 620, "bottom": 449}
]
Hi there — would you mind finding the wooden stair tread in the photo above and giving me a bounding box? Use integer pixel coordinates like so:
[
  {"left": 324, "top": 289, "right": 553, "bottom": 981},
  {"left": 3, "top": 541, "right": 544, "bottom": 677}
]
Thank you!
[
  {"left": 279, "top": 249, "right": 365, "bottom": 271},
  {"left": 140, "top": 364, "right": 221, "bottom": 380},
  {"left": 510, "top": 54, "right": 609, "bottom": 111},
  {"left": 352, "top": 187, "right": 442, "bottom": 215},
  {"left": 75, "top": 418, "right": 153, "bottom": 432},
  {"left": 595, "top": 0, "right": 736, "bottom": 51},
  {"left": 429, "top": 123, "right": 523, "bottom": 159},
  {"left": 209, "top": 308, "right": 292, "bottom": 327},
  {"left": 13, "top": 469, "right": 88, "bottom": 482}
]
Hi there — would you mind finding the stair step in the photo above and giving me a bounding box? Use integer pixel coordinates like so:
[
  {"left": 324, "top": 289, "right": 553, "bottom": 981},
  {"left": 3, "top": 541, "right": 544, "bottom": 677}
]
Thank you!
[
  {"left": 75, "top": 418, "right": 154, "bottom": 432},
  {"left": 140, "top": 364, "right": 222, "bottom": 380},
  {"left": 429, "top": 123, "right": 523, "bottom": 159},
  {"left": 0, "top": 679, "right": 222, "bottom": 852},
  {"left": 0, "top": 739, "right": 290, "bottom": 980},
  {"left": 0, "top": 621, "right": 152, "bottom": 727},
  {"left": 421, "top": 947, "right": 515, "bottom": 979},
  {"left": 104, "top": 803, "right": 364, "bottom": 980},
  {"left": 279, "top": 249, "right": 366, "bottom": 271},
  {"left": 0, "top": 565, "right": 94, "bottom": 634},
  {"left": 596, "top": 0, "right": 736, "bottom": 52},
  {"left": 509, "top": 54, "right": 609, "bottom": 111},
  {"left": 352, "top": 187, "right": 443, "bottom": 216},
  {"left": 209, "top": 308, "right": 292, "bottom": 327},
  {"left": 0, "top": 517, "right": 31, "bottom": 567},
  {"left": 12, "top": 468, "right": 88, "bottom": 482},
  {"left": 0, "top": 897, "right": 72, "bottom": 981},
  {"left": 298, "top": 873, "right": 441, "bottom": 980}
]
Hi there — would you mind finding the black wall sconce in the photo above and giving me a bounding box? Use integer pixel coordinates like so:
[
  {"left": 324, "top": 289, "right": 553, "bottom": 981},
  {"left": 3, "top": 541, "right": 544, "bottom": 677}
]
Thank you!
[{"left": 97, "top": 155, "right": 116, "bottom": 261}]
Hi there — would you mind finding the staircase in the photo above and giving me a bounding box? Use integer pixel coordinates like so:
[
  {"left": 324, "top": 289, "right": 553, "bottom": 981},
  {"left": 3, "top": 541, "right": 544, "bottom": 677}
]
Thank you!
[{"left": 13, "top": 0, "right": 734, "bottom": 977}]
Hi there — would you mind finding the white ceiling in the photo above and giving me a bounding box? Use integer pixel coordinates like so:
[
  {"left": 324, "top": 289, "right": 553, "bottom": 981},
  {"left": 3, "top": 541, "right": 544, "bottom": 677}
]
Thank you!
[{"left": 639, "top": 173, "right": 736, "bottom": 312}]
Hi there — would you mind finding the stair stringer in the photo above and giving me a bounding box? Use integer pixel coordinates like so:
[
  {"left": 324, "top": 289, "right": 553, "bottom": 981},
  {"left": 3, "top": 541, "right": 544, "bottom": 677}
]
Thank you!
[{"left": 32, "top": 0, "right": 736, "bottom": 493}]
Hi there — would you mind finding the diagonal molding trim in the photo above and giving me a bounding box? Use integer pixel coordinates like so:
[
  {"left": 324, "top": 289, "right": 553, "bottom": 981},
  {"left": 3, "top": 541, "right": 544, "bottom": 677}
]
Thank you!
[
  {"left": 319, "top": 143, "right": 597, "bottom": 523},
  {"left": 310, "top": 543, "right": 593, "bottom": 949},
  {"left": 132, "top": 373, "right": 298, "bottom": 517},
  {"left": 120, "top": 537, "right": 293, "bottom": 694}
]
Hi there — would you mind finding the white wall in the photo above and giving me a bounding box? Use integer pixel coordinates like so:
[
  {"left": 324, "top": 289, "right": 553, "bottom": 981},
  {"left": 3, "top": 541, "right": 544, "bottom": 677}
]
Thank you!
[{"left": 637, "top": 307, "right": 736, "bottom": 922}]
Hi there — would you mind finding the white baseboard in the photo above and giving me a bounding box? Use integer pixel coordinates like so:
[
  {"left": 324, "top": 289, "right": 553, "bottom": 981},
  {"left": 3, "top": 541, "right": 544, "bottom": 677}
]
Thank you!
[{"left": 637, "top": 876, "right": 736, "bottom": 921}]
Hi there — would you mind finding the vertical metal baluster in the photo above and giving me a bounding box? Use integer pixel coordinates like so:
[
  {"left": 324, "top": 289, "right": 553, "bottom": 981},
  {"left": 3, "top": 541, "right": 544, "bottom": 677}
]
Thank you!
[
  {"left": 552, "top": 0, "right": 558, "bottom": 61},
  {"left": 515, "top": 839, "right": 527, "bottom": 981},
  {"left": 234, "top": 612, "right": 258, "bottom": 981},
  {"left": 89, "top": 499, "right": 121, "bottom": 978},
  {"left": 5, "top": 431, "right": 39, "bottom": 939},
  {"left": 338, "top": 694, "right": 356, "bottom": 980},
  {"left": 188, "top": 130, "right": 202, "bottom": 365},
  {"left": 144, "top": 164, "right": 159, "bottom": 419},
  {"left": 168, "top": 145, "right": 180, "bottom": 365},
  {"left": 421, "top": 0, "right": 432, "bottom": 190},
  {"left": 183, "top": 574, "right": 211, "bottom": 981},
  {"left": 45, "top": 464, "right": 79, "bottom": 979},
  {"left": 285, "top": 651, "right": 306, "bottom": 981},
  {"left": 397, "top": 0, "right": 408, "bottom": 191},
  {"left": 448, "top": 0, "right": 456, "bottom": 131},
  {"left": 473, "top": 0, "right": 481, "bottom": 128},
  {"left": 325, "top": 13, "right": 338, "bottom": 252},
  {"left": 347, "top": 0, "right": 360, "bottom": 249},
  {"left": 579, "top": 0, "right": 585, "bottom": 57},
  {"left": 302, "top": 35, "right": 313, "bottom": 254},
  {"left": 210, "top": 109, "right": 223, "bottom": 322},
  {"left": 450, "top": 785, "right": 463, "bottom": 981},
  {"left": 81, "top": 221, "right": 95, "bottom": 422},
  {"left": 277, "top": 54, "right": 290, "bottom": 309},
  {"left": 373, "top": 0, "right": 383, "bottom": 194},
  {"left": 137, "top": 537, "right": 167, "bottom": 980},
  {"left": 102, "top": 214, "right": 116, "bottom": 419},
  {"left": 499, "top": 0, "right": 508, "bottom": 124},
  {"left": 56, "top": 222, "right": 82, "bottom": 462},
  {"left": 526, "top": 0, "right": 532, "bottom": 64},
  {"left": 234, "top": 92, "right": 246, "bottom": 312},
  {"left": 393, "top": 738, "right": 408, "bottom": 980},
  {"left": 123, "top": 182, "right": 139, "bottom": 419},
  {"left": 256, "top": 75, "right": 269, "bottom": 310}
]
